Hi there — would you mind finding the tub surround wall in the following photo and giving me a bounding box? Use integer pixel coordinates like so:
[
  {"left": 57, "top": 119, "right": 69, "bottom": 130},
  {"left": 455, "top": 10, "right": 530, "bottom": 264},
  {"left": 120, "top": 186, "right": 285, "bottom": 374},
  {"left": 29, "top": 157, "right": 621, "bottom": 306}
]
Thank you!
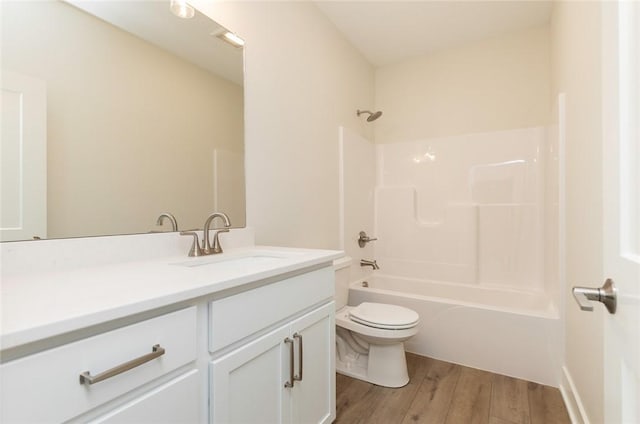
[
  {"left": 545, "top": 94, "right": 565, "bottom": 391},
  {"left": 376, "top": 127, "right": 546, "bottom": 292},
  {"left": 337, "top": 126, "right": 544, "bottom": 289},
  {"left": 545, "top": 96, "right": 563, "bottom": 311},
  {"left": 374, "top": 187, "right": 477, "bottom": 284}
]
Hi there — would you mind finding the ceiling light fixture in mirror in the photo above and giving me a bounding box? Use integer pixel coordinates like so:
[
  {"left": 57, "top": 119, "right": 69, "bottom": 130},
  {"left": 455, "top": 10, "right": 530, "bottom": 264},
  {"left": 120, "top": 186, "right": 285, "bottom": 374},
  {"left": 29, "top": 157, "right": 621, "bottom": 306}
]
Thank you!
[{"left": 170, "top": 0, "right": 195, "bottom": 19}]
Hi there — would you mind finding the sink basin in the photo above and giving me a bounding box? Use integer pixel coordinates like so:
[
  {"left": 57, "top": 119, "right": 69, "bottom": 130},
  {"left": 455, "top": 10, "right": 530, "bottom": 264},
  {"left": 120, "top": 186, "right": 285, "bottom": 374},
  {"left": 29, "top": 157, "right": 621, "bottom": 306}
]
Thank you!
[{"left": 171, "top": 250, "right": 301, "bottom": 268}]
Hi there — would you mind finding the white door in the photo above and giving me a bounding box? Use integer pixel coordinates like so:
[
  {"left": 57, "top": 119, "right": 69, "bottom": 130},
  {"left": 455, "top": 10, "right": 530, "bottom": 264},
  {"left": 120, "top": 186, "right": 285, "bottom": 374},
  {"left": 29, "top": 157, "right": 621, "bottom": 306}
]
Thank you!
[
  {"left": 602, "top": 2, "right": 640, "bottom": 422},
  {"left": 0, "top": 70, "right": 47, "bottom": 241}
]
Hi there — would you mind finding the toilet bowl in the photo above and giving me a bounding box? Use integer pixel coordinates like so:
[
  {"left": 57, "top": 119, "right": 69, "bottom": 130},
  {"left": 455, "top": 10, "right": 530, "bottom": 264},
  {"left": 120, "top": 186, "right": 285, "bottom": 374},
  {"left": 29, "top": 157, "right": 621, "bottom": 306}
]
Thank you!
[{"left": 333, "top": 257, "right": 419, "bottom": 388}]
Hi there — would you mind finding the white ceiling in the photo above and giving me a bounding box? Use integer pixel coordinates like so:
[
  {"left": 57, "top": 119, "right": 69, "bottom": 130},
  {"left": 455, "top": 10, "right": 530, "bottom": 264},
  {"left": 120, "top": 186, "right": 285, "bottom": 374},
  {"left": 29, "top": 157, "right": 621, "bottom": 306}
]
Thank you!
[{"left": 314, "top": 1, "right": 553, "bottom": 67}]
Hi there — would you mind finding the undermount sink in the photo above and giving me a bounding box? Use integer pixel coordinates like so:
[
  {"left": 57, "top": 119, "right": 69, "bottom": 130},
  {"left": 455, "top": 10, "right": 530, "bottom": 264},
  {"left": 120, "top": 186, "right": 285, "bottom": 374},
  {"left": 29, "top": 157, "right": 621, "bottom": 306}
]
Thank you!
[{"left": 171, "top": 250, "right": 301, "bottom": 268}]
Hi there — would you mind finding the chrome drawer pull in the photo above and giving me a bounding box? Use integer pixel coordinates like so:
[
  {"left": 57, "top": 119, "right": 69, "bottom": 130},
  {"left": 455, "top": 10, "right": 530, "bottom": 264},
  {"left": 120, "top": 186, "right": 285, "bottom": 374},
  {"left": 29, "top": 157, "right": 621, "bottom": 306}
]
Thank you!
[
  {"left": 284, "top": 338, "right": 295, "bottom": 388},
  {"left": 79, "top": 344, "right": 165, "bottom": 385},
  {"left": 293, "top": 333, "right": 303, "bottom": 382}
]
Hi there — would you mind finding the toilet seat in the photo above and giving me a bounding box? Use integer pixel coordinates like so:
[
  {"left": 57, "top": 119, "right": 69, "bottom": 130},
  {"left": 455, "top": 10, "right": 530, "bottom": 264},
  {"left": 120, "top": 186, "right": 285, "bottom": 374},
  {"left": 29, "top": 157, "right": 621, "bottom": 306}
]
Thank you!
[
  {"left": 335, "top": 306, "right": 418, "bottom": 340},
  {"left": 349, "top": 302, "right": 419, "bottom": 330}
]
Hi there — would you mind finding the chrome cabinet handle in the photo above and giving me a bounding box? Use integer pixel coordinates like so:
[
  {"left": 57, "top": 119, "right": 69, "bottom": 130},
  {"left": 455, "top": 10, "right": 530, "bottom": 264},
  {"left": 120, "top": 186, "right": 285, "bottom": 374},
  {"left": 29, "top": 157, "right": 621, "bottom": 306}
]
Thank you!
[
  {"left": 79, "top": 344, "right": 165, "bottom": 385},
  {"left": 572, "top": 278, "right": 617, "bottom": 314},
  {"left": 284, "top": 338, "right": 295, "bottom": 388},
  {"left": 358, "top": 231, "right": 378, "bottom": 248},
  {"left": 293, "top": 333, "right": 303, "bottom": 382}
]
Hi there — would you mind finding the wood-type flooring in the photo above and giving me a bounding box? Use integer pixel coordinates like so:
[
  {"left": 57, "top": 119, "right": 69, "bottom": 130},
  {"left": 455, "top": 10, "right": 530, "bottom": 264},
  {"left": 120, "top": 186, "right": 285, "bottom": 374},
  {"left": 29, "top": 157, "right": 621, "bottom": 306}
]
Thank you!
[{"left": 335, "top": 353, "right": 571, "bottom": 424}]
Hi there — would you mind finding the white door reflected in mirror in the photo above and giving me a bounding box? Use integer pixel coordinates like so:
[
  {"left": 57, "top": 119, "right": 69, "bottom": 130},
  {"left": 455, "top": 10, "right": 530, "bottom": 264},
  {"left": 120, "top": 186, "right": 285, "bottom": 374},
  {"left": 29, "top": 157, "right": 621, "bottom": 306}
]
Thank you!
[{"left": 0, "top": 71, "right": 47, "bottom": 242}]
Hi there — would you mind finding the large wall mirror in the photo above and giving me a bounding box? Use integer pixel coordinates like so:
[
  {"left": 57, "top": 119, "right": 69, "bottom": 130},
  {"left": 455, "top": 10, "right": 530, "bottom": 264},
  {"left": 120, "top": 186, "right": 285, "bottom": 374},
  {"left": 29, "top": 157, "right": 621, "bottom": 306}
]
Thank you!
[{"left": 1, "top": 0, "right": 245, "bottom": 242}]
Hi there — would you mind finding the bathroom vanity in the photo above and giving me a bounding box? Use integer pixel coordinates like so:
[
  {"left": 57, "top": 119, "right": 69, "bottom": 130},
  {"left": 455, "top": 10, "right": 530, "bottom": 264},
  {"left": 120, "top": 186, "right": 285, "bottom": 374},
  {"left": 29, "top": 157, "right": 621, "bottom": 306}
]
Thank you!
[{"left": 0, "top": 230, "right": 341, "bottom": 423}]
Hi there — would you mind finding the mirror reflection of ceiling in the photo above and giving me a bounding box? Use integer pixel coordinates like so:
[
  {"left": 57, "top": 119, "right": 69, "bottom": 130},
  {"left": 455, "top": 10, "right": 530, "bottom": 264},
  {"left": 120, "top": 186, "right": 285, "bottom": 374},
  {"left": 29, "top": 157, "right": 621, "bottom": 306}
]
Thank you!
[
  {"left": 0, "top": 1, "right": 245, "bottom": 242},
  {"left": 67, "top": 0, "right": 243, "bottom": 85}
]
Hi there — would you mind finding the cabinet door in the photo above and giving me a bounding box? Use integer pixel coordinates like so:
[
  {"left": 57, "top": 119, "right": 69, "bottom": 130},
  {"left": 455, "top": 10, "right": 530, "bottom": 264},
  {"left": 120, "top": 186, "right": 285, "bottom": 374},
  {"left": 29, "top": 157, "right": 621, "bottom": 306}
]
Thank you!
[
  {"left": 90, "top": 370, "right": 200, "bottom": 424},
  {"left": 210, "top": 325, "right": 291, "bottom": 424},
  {"left": 290, "top": 302, "right": 335, "bottom": 424}
]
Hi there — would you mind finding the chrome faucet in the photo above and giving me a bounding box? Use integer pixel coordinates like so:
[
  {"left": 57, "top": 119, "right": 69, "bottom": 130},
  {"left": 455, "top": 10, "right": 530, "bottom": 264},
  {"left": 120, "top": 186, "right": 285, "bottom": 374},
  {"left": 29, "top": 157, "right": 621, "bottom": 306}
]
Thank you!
[
  {"left": 202, "top": 212, "right": 231, "bottom": 254},
  {"left": 360, "top": 259, "right": 379, "bottom": 270},
  {"left": 156, "top": 213, "right": 178, "bottom": 231}
]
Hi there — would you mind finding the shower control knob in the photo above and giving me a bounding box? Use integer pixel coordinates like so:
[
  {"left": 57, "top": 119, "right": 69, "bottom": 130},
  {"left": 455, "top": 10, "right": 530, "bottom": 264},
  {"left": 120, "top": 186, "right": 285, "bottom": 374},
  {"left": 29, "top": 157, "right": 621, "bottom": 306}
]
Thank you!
[
  {"left": 358, "top": 231, "right": 378, "bottom": 248},
  {"left": 572, "top": 279, "right": 617, "bottom": 314}
]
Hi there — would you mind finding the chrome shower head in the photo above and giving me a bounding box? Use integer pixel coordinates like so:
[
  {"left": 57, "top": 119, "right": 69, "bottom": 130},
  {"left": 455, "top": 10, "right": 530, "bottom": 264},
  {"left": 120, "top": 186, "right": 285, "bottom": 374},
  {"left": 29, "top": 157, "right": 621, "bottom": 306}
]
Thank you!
[{"left": 357, "top": 109, "right": 383, "bottom": 122}]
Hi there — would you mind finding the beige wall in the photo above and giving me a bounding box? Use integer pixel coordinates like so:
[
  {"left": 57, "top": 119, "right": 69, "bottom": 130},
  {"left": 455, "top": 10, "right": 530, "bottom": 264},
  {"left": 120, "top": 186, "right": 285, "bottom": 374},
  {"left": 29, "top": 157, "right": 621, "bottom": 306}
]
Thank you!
[
  {"left": 375, "top": 26, "right": 550, "bottom": 143},
  {"left": 195, "top": 1, "right": 375, "bottom": 249},
  {"left": 551, "top": 2, "right": 604, "bottom": 423},
  {"left": 2, "top": 1, "right": 244, "bottom": 238}
]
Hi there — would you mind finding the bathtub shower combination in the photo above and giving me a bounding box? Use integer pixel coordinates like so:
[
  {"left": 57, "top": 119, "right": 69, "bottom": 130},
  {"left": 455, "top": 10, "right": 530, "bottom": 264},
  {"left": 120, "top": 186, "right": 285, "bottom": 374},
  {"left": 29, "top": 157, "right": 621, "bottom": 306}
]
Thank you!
[{"left": 339, "top": 125, "right": 561, "bottom": 386}]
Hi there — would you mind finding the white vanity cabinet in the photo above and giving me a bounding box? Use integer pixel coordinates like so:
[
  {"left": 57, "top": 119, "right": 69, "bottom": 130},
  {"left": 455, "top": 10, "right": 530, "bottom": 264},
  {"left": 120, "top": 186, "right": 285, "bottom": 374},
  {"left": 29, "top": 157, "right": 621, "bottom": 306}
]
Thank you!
[
  {"left": 0, "top": 241, "right": 340, "bottom": 424},
  {"left": 0, "top": 307, "right": 199, "bottom": 423},
  {"left": 209, "top": 267, "right": 336, "bottom": 424}
]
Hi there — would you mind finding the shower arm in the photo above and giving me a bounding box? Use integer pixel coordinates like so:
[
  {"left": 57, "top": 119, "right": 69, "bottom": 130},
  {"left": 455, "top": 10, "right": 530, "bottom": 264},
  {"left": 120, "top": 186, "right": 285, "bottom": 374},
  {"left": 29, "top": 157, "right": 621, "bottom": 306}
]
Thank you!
[{"left": 357, "top": 109, "right": 382, "bottom": 122}]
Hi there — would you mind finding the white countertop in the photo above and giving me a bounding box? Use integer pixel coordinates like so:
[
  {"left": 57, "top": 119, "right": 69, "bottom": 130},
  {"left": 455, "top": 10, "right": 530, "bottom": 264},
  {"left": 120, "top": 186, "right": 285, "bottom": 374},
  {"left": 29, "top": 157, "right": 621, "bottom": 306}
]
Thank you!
[{"left": 1, "top": 245, "right": 342, "bottom": 351}]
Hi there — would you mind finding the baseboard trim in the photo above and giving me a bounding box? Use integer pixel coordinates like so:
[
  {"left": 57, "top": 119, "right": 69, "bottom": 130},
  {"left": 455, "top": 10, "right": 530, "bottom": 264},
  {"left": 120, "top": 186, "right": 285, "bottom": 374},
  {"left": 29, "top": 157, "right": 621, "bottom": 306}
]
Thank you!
[{"left": 559, "top": 365, "right": 590, "bottom": 424}]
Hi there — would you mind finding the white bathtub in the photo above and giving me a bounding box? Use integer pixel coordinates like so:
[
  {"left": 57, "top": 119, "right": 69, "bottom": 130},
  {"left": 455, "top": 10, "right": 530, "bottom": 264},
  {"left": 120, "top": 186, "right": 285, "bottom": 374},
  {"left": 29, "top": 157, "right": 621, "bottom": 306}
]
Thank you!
[{"left": 348, "top": 274, "right": 561, "bottom": 386}]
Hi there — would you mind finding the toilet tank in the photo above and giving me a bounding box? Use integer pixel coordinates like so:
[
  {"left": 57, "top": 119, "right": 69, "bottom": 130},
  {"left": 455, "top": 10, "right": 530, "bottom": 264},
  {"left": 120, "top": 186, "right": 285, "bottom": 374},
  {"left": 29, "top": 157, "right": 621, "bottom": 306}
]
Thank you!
[{"left": 333, "top": 256, "right": 352, "bottom": 310}]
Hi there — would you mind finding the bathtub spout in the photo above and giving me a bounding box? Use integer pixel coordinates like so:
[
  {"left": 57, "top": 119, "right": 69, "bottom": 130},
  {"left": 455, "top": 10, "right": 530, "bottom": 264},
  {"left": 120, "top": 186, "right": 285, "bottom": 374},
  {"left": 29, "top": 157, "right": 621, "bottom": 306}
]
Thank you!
[{"left": 360, "top": 259, "right": 379, "bottom": 270}]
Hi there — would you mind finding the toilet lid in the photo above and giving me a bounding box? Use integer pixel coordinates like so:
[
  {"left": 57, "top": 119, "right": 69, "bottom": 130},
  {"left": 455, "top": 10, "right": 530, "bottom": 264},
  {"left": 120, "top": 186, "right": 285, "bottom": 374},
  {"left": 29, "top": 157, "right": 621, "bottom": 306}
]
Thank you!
[{"left": 349, "top": 302, "right": 419, "bottom": 329}]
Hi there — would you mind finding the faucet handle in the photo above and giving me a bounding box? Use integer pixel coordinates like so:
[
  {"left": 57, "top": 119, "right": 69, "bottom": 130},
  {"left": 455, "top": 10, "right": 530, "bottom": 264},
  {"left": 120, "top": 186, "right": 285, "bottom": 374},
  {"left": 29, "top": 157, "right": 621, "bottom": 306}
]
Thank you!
[
  {"left": 180, "top": 231, "right": 204, "bottom": 257},
  {"left": 211, "top": 229, "right": 230, "bottom": 254},
  {"left": 358, "top": 231, "right": 378, "bottom": 248}
]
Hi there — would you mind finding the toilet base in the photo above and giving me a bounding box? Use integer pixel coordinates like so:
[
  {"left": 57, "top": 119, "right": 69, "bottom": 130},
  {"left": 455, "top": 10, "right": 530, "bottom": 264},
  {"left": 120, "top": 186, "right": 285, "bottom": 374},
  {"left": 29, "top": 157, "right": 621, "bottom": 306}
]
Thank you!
[{"left": 336, "top": 341, "right": 409, "bottom": 388}]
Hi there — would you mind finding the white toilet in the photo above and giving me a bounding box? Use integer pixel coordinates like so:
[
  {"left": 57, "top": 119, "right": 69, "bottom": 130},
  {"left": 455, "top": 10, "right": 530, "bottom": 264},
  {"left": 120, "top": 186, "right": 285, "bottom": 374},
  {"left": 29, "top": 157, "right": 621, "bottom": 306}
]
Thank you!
[{"left": 333, "top": 257, "right": 419, "bottom": 388}]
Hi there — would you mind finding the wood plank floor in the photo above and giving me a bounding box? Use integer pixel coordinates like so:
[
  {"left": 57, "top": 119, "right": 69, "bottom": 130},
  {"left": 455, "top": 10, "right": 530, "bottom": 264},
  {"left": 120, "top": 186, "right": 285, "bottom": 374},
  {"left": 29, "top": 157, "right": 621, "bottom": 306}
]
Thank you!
[{"left": 335, "top": 353, "right": 571, "bottom": 424}]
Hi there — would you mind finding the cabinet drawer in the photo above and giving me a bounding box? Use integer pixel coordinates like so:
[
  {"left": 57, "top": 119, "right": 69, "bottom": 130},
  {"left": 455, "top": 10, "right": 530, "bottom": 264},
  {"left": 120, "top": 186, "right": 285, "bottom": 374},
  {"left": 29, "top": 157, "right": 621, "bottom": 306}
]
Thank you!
[
  {"left": 0, "top": 307, "right": 197, "bottom": 423},
  {"left": 209, "top": 266, "right": 333, "bottom": 352},
  {"left": 89, "top": 370, "right": 200, "bottom": 424}
]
